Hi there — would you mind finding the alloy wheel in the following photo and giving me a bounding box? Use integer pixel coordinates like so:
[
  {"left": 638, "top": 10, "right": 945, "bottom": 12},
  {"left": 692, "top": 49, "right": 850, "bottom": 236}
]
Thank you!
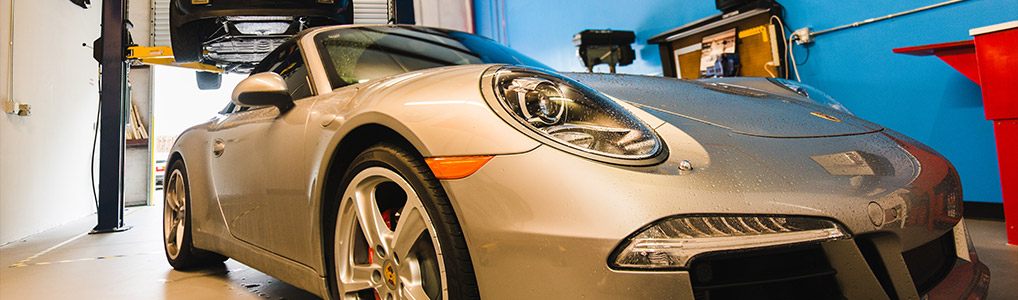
[
  {"left": 335, "top": 166, "right": 446, "bottom": 300},
  {"left": 164, "top": 169, "right": 186, "bottom": 260}
]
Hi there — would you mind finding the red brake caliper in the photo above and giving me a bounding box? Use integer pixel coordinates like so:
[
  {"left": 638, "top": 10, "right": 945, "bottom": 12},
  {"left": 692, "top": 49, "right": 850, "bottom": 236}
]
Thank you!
[{"left": 381, "top": 209, "right": 401, "bottom": 231}]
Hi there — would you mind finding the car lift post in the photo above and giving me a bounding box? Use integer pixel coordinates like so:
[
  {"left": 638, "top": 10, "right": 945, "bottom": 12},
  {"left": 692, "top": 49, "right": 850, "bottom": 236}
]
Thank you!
[{"left": 91, "top": 0, "right": 131, "bottom": 234}]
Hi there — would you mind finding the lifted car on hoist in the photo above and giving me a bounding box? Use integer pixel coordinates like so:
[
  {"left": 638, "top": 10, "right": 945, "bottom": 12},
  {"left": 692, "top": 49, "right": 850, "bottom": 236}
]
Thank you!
[{"left": 169, "top": 0, "right": 353, "bottom": 89}]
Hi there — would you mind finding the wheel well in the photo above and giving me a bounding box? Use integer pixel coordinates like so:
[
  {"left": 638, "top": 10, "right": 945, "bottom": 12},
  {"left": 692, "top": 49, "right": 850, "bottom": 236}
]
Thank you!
[
  {"left": 321, "top": 124, "right": 418, "bottom": 213},
  {"left": 320, "top": 124, "right": 419, "bottom": 291},
  {"left": 167, "top": 152, "right": 184, "bottom": 170}
]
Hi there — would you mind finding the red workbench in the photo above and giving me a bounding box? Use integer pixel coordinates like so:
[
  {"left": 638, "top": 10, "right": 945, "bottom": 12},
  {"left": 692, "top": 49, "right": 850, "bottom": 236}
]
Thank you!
[{"left": 894, "top": 21, "right": 1018, "bottom": 245}]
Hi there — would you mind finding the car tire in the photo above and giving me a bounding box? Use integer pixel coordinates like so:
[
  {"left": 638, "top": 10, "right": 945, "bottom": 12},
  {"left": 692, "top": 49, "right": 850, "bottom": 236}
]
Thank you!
[
  {"left": 163, "top": 160, "right": 227, "bottom": 270},
  {"left": 330, "top": 143, "right": 480, "bottom": 300},
  {"left": 169, "top": 7, "right": 202, "bottom": 63},
  {"left": 195, "top": 71, "right": 222, "bottom": 90}
]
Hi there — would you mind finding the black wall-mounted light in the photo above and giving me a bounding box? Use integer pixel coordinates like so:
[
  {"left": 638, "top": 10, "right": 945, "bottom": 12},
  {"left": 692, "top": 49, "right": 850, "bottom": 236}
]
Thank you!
[
  {"left": 70, "top": 0, "right": 91, "bottom": 9},
  {"left": 573, "top": 30, "right": 636, "bottom": 74}
]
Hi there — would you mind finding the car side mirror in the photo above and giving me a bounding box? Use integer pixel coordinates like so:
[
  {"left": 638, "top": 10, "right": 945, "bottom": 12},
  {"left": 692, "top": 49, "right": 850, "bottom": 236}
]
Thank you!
[{"left": 232, "top": 72, "right": 295, "bottom": 113}]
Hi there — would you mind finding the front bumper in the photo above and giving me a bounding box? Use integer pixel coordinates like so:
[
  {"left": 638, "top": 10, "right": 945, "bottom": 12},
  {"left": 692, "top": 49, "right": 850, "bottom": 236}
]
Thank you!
[{"left": 439, "top": 134, "right": 988, "bottom": 299}]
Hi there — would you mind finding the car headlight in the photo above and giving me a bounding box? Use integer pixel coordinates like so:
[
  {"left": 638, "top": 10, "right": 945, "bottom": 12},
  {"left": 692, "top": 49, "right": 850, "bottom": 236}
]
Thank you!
[
  {"left": 610, "top": 215, "right": 849, "bottom": 270},
  {"left": 482, "top": 66, "right": 665, "bottom": 165}
]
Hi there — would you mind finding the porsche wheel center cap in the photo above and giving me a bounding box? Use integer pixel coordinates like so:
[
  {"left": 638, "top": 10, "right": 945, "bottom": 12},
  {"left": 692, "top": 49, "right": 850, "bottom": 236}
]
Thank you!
[{"left": 383, "top": 260, "right": 398, "bottom": 289}]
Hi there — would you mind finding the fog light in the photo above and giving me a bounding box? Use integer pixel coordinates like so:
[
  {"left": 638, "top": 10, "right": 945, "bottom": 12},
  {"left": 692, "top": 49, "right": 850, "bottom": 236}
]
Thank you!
[
  {"left": 318, "top": 0, "right": 335, "bottom": 3},
  {"left": 191, "top": 0, "right": 210, "bottom": 5},
  {"left": 610, "top": 215, "right": 848, "bottom": 270}
]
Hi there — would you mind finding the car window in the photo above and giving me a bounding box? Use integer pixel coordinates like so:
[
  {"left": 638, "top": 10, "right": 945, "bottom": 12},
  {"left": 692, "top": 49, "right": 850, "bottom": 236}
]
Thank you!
[
  {"left": 253, "top": 41, "right": 313, "bottom": 100},
  {"left": 266, "top": 44, "right": 313, "bottom": 100},
  {"left": 219, "top": 102, "right": 237, "bottom": 114},
  {"left": 315, "top": 26, "right": 550, "bottom": 89}
]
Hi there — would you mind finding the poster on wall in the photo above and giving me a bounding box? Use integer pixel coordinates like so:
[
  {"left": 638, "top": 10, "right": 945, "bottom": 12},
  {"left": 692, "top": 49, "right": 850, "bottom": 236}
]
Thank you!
[
  {"left": 699, "top": 28, "right": 737, "bottom": 72},
  {"left": 673, "top": 44, "right": 701, "bottom": 79}
]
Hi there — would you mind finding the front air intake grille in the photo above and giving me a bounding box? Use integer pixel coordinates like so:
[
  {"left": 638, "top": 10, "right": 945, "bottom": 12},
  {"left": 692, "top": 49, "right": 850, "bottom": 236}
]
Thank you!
[
  {"left": 903, "top": 231, "right": 956, "bottom": 295},
  {"left": 855, "top": 237, "right": 899, "bottom": 299},
  {"left": 688, "top": 244, "right": 842, "bottom": 300}
]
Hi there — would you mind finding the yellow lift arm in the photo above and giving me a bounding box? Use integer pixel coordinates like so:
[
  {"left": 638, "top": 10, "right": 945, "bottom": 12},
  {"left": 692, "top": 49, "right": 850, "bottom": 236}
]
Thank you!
[{"left": 126, "top": 46, "right": 224, "bottom": 73}]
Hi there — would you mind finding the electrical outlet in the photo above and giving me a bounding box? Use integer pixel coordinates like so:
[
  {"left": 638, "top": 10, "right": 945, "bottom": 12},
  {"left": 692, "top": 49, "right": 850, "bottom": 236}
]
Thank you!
[
  {"left": 4, "top": 101, "right": 31, "bottom": 116},
  {"left": 794, "top": 27, "right": 814, "bottom": 45},
  {"left": 16, "top": 103, "right": 31, "bottom": 116}
]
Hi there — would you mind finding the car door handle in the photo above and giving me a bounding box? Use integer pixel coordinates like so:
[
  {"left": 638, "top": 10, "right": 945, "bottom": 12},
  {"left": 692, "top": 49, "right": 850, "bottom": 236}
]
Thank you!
[{"left": 213, "top": 139, "right": 225, "bottom": 157}]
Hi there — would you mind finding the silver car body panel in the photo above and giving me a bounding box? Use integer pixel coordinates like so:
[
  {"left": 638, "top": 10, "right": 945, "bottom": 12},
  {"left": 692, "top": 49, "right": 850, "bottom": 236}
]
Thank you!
[
  {"left": 176, "top": 63, "right": 542, "bottom": 298},
  {"left": 168, "top": 25, "right": 985, "bottom": 299}
]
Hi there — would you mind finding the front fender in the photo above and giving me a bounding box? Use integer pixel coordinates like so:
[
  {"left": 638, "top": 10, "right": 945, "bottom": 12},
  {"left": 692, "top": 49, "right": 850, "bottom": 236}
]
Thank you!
[
  {"left": 337, "top": 65, "right": 540, "bottom": 157},
  {"left": 301, "top": 65, "right": 541, "bottom": 276}
]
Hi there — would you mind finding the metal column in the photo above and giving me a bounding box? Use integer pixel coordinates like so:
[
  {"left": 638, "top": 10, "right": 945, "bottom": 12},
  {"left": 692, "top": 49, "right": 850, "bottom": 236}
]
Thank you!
[{"left": 91, "top": 0, "right": 131, "bottom": 234}]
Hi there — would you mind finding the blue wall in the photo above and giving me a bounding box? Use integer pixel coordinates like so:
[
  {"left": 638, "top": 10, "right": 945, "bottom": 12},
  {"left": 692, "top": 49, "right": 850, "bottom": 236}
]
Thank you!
[
  {"left": 474, "top": 0, "right": 718, "bottom": 74},
  {"left": 474, "top": 0, "right": 1017, "bottom": 203}
]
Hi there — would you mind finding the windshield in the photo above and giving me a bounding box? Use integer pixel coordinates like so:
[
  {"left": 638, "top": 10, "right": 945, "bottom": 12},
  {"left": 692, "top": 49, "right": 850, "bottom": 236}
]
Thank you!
[
  {"left": 766, "top": 78, "right": 853, "bottom": 115},
  {"left": 314, "top": 26, "right": 550, "bottom": 89}
]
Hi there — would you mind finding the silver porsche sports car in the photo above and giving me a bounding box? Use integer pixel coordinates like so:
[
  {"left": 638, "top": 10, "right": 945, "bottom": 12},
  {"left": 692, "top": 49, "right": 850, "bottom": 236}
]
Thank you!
[{"left": 163, "top": 25, "right": 990, "bottom": 300}]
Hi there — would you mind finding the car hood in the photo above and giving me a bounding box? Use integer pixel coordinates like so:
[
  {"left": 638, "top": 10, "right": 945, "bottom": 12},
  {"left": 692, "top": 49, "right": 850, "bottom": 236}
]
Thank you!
[{"left": 564, "top": 73, "right": 883, "bottom": 138}]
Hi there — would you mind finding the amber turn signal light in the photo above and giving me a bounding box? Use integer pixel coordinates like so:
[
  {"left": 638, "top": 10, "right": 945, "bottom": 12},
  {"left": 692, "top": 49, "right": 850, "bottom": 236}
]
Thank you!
[{"left": 425, "top": 156, "right": 494, "bottom": 180}]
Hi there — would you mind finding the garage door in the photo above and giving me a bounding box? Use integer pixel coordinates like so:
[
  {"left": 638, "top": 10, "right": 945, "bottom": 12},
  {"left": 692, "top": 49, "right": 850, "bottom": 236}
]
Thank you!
[
  {"left": 152, "top": 0, "right": 171, "bottom": 47},
  {"left": 353, "top": 0, "right": 392, "bottom": 24}
]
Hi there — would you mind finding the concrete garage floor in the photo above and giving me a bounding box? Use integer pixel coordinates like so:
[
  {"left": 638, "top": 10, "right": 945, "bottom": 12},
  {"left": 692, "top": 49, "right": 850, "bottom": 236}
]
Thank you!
[
  {"left": 1, "top": 205, "right": 1016, "bottom": 299},
  {"left": 0, "top": 205, "right": 318, "bottom": 300}
]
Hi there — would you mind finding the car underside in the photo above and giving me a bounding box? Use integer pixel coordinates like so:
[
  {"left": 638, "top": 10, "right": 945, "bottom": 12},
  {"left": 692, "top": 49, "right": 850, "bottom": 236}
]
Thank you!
[{"left": 169, "top": 0, "right": 352, "bottom": 89}]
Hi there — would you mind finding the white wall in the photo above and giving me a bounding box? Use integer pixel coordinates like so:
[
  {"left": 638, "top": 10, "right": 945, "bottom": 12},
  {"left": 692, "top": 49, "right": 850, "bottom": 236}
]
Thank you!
[
  {"left": 0, "top": 0, "right": 103, "bottom": 245},
  {"left": 127, "top": 0, "right": 151, "bottom": 47}
]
